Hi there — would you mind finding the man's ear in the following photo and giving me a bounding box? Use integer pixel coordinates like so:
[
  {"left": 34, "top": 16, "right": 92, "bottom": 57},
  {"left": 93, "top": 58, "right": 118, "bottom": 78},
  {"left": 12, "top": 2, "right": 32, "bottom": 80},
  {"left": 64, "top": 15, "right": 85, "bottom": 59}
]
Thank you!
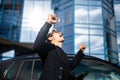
[{"left": 48, "top": 37, "right": 53, "bottom": 41}]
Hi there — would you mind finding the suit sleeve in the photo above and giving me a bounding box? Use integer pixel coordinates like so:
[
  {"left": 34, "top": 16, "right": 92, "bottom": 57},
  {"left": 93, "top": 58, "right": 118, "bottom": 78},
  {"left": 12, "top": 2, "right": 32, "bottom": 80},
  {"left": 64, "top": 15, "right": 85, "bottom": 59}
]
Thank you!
[
  {"left": 33, "top": 22, "right": 52, "bottom": 63},
  {"left": 33, "top": 22, "right": 52, "bottom": 53},
  {"left": 68, "top": 50, "right": 85, "bottom": 70}
]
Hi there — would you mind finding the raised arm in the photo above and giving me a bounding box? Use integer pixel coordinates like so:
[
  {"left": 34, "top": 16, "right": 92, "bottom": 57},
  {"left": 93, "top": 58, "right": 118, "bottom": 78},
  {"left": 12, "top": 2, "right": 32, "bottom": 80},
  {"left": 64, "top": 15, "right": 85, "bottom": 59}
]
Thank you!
[
  {"left": 69, "top": 44, "right": 86, "bottom": 70},
  {"left": 33, "top": 14, "right": 59, "bottom": 52},
  {"left": 33, "top": 22, "right": 51, "bottom": 52}
]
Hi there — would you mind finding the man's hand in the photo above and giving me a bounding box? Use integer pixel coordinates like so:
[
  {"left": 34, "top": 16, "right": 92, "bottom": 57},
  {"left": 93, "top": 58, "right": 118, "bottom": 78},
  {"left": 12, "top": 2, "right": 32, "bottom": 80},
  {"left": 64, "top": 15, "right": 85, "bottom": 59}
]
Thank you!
[
  {"left": 80, "top": 44, "right": 86, "bottom": 52},
  {"left": 47, "top": 14, "right": 59, "bottom": 24}
]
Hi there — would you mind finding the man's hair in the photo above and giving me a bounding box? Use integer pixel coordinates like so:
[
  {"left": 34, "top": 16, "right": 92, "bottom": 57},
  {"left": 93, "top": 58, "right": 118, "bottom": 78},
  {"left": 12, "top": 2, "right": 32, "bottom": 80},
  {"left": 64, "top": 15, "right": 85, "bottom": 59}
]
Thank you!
[
  {"left": 47, "top": 29, "right": 59, "bottom": 42},
  {"left": 47, "top": 29, "right": 57, "bottom": 38}
]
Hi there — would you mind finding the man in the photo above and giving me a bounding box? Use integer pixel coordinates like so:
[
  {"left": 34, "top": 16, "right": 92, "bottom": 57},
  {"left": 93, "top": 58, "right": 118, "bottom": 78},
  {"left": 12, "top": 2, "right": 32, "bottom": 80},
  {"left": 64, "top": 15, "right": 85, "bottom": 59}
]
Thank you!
[{"left": 33, "top": 14, "right": 86, "bottom": 80}]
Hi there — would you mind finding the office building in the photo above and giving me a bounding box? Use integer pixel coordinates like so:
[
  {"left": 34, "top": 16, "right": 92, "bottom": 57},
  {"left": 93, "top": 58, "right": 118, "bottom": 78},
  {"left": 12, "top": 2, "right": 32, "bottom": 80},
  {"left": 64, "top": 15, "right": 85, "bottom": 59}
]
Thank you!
[
  {"left": 20, "top": 0, "right": 53, "bottom": 42},
  {"left": 0, "top": 0, "right": 53, "bottom": 60},
  {"left": 0, "top": 0, "right": 24, "bottom": 60},
  {"left": 114, "top": 0, "right": 120, "bottom": 63},
  {"left": 52, "top": 0, "right": 119, "bottom": 64},
  {"left": 0, "top": 0, "right": 24, "bottom": 42}
]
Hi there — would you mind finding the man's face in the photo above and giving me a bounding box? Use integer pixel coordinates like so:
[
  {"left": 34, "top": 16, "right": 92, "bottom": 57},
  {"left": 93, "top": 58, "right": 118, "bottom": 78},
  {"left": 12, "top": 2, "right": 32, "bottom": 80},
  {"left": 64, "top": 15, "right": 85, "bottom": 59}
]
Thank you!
[{"left": 48, "top": 30, "right": 64, "bottom": 43}]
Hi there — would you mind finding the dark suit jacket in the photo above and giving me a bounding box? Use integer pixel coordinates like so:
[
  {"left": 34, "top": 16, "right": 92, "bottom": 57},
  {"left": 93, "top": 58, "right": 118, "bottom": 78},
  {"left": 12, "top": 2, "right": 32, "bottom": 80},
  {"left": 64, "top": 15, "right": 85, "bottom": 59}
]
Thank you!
[{"left": 33, "top": 22, "right": 85, "bottom": 80}]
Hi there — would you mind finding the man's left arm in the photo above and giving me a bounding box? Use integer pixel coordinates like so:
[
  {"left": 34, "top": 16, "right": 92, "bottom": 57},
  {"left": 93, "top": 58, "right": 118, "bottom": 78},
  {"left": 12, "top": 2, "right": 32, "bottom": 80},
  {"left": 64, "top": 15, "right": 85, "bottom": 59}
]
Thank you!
[{"left": 68, "top": 44, "right": 86, "bottom": 70}]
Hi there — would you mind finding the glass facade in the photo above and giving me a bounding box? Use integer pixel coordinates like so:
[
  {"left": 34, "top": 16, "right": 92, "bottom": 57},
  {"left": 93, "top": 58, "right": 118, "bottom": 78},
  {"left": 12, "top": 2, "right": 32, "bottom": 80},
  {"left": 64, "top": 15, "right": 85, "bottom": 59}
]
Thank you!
[
  {"left": 0, "top": 0, "right": 24, "bottom": 60},
  {"left": 53, "top": 0, "right": 74, "bottom": 54},
  {"left": 114, "top": 0, "right": 120, "bottom": 64},
  {"left": 20, "top": 0, "right": 53, "bottom": 42},
  {"left": 0, "top": 0, "right": 53, "bottom": 43},
  {"left": 0, "top": 0, "right": 24, "bottom": 42},
  {"left": 0, "top": 0, "right": 53, "bottom": 60},
  {"left": 52, "top": 0, "right": 119, "bottom": 64},
  {"left": 103, "top": 0, "right": 118, "bottom": 64}
]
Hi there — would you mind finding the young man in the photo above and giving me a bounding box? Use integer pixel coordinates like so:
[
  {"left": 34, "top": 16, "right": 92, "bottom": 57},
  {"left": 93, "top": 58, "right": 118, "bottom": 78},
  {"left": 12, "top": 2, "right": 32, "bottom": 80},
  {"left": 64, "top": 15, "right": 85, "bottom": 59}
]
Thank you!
[{"left": 33, "top": 14, "right": 86, "bottom": 80}]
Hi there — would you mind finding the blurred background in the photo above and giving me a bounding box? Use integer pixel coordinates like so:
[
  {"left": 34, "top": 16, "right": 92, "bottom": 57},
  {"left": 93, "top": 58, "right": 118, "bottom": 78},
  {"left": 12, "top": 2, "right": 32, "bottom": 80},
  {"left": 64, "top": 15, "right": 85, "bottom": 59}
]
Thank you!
[{"left": 0, "top": 0, "right": 120, "bottom": 66}]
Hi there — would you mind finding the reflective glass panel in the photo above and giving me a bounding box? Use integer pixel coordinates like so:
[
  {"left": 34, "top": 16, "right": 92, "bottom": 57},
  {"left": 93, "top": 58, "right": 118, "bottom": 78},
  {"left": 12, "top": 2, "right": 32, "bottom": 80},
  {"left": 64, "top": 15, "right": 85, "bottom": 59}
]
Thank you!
[
  {"left": 90, "top": 25, "right": 103, "bottom": 29},
  {"left": 4, "top": 0, "right": 13, "bottom": 4},
  {"left": 90, "top": 36, "right": 104, "bottom": 53},
  {"left": 75, "top": 5, "right": 88, "bottom": 23},
  {"left": 2, "top": 50, "right": 14, "bottom": 60},
  {"left": 64, "top": 26, "right": 73, "bottom": 36},
  {"left": 75, "top": 0, "right": 88, "bottom": 5},
  {"left": 64, "top": 6, "right": 73, "bottom": 25},
  {"left": 20, "top": 27, "right": 33, "bottom": 42},
  {"left": 63, "top": 42, "right": 73, "bottom": 54},
  {"left": 117, "top": 32, "right": 120, "bottom": 44},
  {"left": 111, "top": 35, "right": 117, "bottom": 52},
  {"left": 15, "top": 0, "right": 22, "bottom": 4},
  {"left": 114, "top": 4, "right": 120, "bottom": 21},
  {"left": 89, "top": 6, "right": 102, "bottom": 24},
  {"left": 110, "top": 16, "right": 116, "bottom": 31},
  {"left": 75, "top": 24, "right": 88, "bottom": 28},
  {"left": 90, "top": 29, "right": 103, "bottom": 35},
  {"left": 88, "top": 0, "right": 101, "bottom": 6},
  {"left": 21, "top": 0, "right": 53, "bottom": 42},
  {"left": 64, "top": 35, "right": 72, "bottom": 42},
  {"left": 55, "top": 10, "right": 64, "bottom": 27},
  {"left": 75, "top": 35, "right": 89, "bottom": 54},
  {"left": 75, "top": 28, "right": 88, "bottom": 34}
]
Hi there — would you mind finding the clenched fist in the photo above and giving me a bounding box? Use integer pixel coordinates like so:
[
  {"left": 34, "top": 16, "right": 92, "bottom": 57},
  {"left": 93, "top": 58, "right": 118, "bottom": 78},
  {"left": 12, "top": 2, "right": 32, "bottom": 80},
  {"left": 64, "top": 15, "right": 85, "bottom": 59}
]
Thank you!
[
  {"left": 80, "top": 44, "right": 86, "bottom": 52},
  {"left": 47, "top": 14, "right": 59, "bottom": 24}
]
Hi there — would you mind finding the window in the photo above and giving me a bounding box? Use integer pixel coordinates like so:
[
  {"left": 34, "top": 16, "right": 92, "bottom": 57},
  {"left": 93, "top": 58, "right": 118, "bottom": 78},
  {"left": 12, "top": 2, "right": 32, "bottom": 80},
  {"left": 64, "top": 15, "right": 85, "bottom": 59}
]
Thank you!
[
  {"left": 2, "top": 50, "right": 15, "bottom": 60},
  {"left": 90, "top": 25, "right": 102, "bottom": 29},
  {"left": 55, "top": 10, "right": 64, "bottom": 28},
  {"left": 73, "top": 59, "right": 120, "bottom": 80},
  {"left": 75, "top": 35, "right": 89, "bottom": 54},
  {"left": 17, "top": 61, "right": 32, "bottom": 80},
  {"left": 90, "top": 36, "right": 104, "bottom": 53},
  {"left": 114, "top": 4, "right": 120, "bottom": 22},
  {"left": 75, "top": 5, "right": 88, "bottom": 23},
  {"left": 90, "top": 29, "right": 103, "bottom": 35},
  {"left": 4, "top": 0, "right": 13, "bottom": 4},
  {"left": 63, "top": 42, "right": 73, "bottom": 54},
  {"left": 89, "top": 6, "right": 102, "bottom": 24},
  {"left": 75, "top": 28, "right": 88, "bottom": 34},
  {"left": 88, "top": 0, "right": 101, "bottom": 6},
  {"left": 5, "top": 60, "right": 43, "bottom": 80},
  {"left": 5, "top": 62, "right": 21, "bottom": 80},
  {"left": 75, "top": 24, "right": 88, "bottom": 28},
  {"left": 64, "top": 6, "right": 73, "bottom": 25},
  {"left": 75, "top": 0, "right": 88, "bottom": 5},
  {"left": 64, "top": 35, "right": 72, "bottom": 42},
  {"left": 64, "top": 26, "right": 73, "bottom": 36},
  {"left": 32, "top": 61, "right": 42, "bottom": 80},
  {"left": 20, "top": 0, "right": 53, "bottom": 42}
]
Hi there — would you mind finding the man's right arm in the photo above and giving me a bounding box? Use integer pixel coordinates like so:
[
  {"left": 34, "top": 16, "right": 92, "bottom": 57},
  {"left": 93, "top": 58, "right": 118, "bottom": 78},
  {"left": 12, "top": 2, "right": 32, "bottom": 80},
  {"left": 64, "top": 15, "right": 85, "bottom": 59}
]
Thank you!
[
  {"left": 33, "top": 14, "right": 59, "bottom": 53},
  {"left": 33, "top": 22, "right": 52, "bottom": 53}
]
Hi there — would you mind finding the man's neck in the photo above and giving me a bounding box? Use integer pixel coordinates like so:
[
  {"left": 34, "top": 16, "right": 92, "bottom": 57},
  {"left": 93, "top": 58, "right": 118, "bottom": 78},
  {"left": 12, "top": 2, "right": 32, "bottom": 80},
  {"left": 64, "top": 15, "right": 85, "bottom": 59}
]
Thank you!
[{"left": 51, "top": 42, "right": 62, "bottom": 48}]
